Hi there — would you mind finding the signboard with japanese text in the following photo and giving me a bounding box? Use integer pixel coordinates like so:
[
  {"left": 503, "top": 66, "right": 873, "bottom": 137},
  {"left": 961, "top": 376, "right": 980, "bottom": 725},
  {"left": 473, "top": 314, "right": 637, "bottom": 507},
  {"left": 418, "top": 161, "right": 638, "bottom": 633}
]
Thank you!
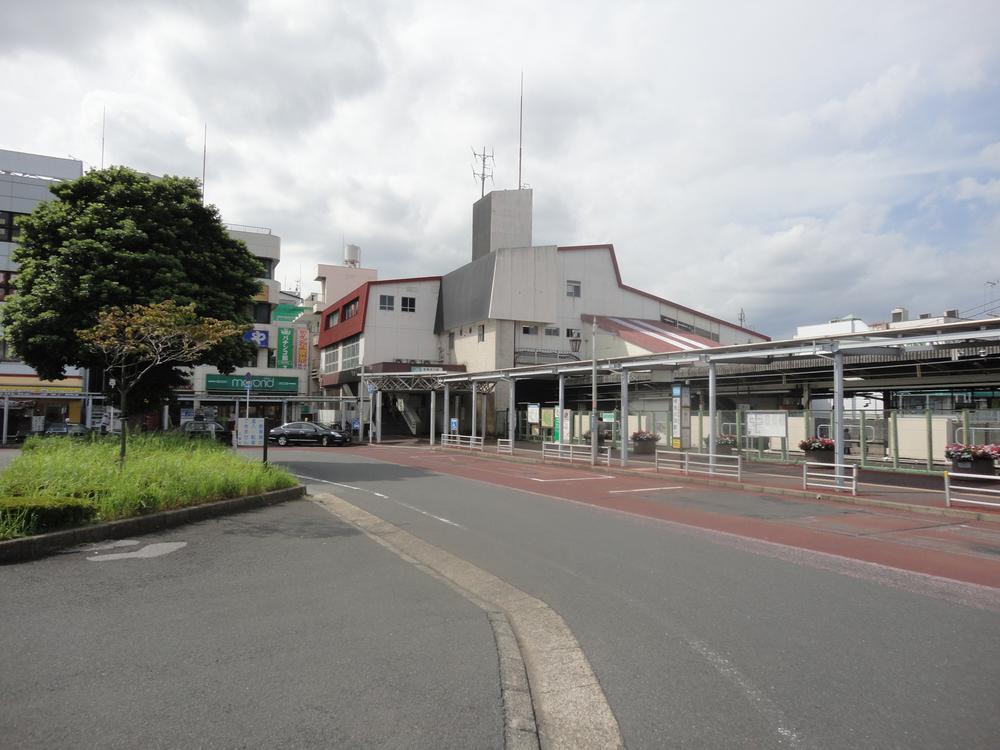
[
  {"left": 272, "top": 304, "right": 305, "bottom": 322},
  {"left": 237, "top": 418, "right": 266, "bottom": 447},
  {"left": 276, "top": 328, "right": 293, "bottom": 368},
  {"left": 746, "top": 411, "right": 788, "bottom": 438},
  {"left": 527, "top": 404, "right": 540, "bottom": 424},
  {"left": 294, "top": 328, "right": 309, "bottom": 369}
]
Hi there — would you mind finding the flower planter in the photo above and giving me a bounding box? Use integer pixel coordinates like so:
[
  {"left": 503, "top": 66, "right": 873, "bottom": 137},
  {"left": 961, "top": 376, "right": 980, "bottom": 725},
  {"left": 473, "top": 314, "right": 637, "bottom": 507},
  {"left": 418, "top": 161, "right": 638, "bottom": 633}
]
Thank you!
[
  {"left": 632, "top": 441, "right": 657, "bottom": 455},
  {"left": 803, "top": 450, "right": 835, "bottom": 463},
  {"left": 951, "top": 457, "right": 996, "bottom": 476},
  {"left": 714, "top": 445, "right": 733, "bottom": 456}
]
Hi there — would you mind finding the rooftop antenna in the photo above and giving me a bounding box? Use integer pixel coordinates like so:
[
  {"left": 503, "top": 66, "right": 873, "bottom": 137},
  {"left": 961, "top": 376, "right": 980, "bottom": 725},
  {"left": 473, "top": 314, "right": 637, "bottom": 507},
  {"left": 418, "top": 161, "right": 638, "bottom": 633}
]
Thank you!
[
  {"left": 100, "top": 106, "right": 106, "bottom": 169},
  {"left": 201, "top": 123, "right": 207, "bottom": 205},
  {"left": 738, "top": 308, "right": 747, "bottom": 328},
  {"left": 472, "top": 146, "right": 494, "bottom": 198},
  {"left": 518, "top": 72, "right": 524, "bottom": 189}
]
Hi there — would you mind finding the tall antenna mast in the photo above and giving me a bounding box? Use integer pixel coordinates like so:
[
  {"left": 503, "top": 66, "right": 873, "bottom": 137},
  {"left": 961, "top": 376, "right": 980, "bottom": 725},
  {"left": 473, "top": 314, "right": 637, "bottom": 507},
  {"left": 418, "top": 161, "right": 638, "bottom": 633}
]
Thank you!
[
  {"left": 201, "top": 123, "right": 208, "bottom": 204},
  {"left": 738, "top": 308, "right": 747, "bottom": 328},
  {"left": 100, "top": 107, "right": 106, "bottom": 169},
  {"left": 471, "top": 146, "right": 494, "bottom": 198},
  {"left": 518, "top": 72, "right": 524, "bottom": 189}
]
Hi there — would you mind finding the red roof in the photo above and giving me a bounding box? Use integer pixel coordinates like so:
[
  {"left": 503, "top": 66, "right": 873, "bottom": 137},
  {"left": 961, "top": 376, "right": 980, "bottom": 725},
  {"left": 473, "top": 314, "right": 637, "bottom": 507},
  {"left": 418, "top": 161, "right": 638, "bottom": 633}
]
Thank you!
[{"left": 586, "top": 314, "right": 722, "bottom": 354}]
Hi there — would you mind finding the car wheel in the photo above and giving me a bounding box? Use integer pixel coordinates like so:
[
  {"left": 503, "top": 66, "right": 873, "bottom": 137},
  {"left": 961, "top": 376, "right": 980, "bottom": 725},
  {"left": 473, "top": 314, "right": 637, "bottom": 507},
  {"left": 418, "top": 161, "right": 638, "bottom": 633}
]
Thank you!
[
  {"left": 321, "top": 435, "right": 330, "bottom": 447},
  {"left": 277, "top": 435, "right": 288, "bottom": 446}
]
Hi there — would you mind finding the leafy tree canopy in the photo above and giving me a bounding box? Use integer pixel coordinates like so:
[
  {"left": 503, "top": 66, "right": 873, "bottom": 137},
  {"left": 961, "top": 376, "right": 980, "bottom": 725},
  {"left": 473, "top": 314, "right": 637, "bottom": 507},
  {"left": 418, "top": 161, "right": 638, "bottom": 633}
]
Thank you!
[{"left": 0, "top": 166, "right": 263, "bottom": 395}]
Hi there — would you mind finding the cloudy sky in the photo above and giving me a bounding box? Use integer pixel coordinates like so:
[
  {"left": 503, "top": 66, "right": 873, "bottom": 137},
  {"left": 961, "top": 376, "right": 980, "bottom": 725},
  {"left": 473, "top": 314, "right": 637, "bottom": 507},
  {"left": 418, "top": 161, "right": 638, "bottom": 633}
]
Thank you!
[{"left": 5, "top": 0, "right": 1000, "bottom": 337}]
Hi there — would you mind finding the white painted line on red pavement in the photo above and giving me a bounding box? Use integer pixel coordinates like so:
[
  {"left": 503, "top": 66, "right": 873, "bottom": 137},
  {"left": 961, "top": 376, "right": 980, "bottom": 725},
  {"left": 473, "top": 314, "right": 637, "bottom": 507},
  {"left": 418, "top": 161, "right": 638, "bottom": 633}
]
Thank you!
[
  {"left": 530, "top": 475, "right": 614, "bottom": 482},
  {"left": 608, "top": 486, "right": 683, "bottom": 493}
]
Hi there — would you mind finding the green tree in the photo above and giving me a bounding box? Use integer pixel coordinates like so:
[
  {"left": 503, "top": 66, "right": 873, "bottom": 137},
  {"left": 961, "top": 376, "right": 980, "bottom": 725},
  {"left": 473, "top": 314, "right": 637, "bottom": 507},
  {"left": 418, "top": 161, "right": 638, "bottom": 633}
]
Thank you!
[
  {"left": 78, "top": 301, "right": 245, "bottom": 463},
  {"left": 0, "top": 166, "right": 263, "bottom": 406}
]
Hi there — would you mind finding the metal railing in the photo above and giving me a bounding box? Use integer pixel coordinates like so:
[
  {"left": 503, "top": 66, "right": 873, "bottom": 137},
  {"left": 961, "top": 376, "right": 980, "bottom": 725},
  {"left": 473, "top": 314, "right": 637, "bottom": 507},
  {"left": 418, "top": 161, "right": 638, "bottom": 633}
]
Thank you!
[
  {"left": 944, "top": 471, "right": 1000, "bottom": 509},
  {"left": 802, "top": 461, "right": 858, "bottom": 495},
  {"left": 542, "top": 441, "right": 610, "bottom": 465},
  {"left": 497, "top": 438, "right": 513, "bottom": 455},
  {"left": 441, "top": 433, "right": 484, "bottom": 451},
  {"left": 654, "top": 450, "right": 742, "bottom": 480}
]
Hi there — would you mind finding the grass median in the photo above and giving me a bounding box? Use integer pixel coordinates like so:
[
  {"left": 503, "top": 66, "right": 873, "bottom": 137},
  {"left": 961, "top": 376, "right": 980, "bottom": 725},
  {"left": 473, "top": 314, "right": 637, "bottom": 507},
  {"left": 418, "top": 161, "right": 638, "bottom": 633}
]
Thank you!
[{"left": 0, "top": 433, "right": 298, "bottom": 540}]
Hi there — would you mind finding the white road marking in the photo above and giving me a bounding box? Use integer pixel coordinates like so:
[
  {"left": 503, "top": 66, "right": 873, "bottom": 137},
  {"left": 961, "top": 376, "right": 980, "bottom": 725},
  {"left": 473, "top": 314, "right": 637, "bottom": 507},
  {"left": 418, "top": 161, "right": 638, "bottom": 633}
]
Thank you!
[
  {"left": 87, "top": 542, "right": 187, "bottom": 561},
  {"left": 608, "top": 486, "right": 683, "bottom": 493},
  {"left": 530, "top": 475, "right": 615, "bottom": 482},
  {"left": 393, "top": 500, "right": 466, "bottom": 529},
  {"left": 82, "top": 539, "right": 141, "bottom": 551},
  {"left": 295, "top": 474, "right": 466, "bottom": 529}
]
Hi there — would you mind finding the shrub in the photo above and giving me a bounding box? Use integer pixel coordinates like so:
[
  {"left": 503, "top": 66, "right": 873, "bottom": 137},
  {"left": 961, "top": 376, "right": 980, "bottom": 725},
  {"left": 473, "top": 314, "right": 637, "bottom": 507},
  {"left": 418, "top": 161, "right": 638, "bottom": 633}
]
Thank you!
[
  {"left": 631, "top": 431, "right": 660, "bottom": 442},
  {"left": 944, "top": 444, "right": 1000, "bottom": 461},
  {"left": 0, "top": 434, "right": 297, "bottom": 538},
  {"left": 0, "top": 496, "right": 97, "bottom": 539}
]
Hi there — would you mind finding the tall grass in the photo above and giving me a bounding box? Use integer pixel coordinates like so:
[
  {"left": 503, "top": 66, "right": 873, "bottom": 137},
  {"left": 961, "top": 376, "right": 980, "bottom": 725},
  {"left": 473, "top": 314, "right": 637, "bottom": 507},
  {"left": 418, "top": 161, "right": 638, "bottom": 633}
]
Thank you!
[{"left": 0, "top": 433, "right": 297, "bottom": 537}]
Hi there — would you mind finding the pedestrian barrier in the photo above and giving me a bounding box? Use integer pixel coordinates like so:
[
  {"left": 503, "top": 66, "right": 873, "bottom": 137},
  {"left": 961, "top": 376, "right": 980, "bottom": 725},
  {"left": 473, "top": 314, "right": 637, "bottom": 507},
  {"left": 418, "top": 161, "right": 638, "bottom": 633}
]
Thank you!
[
  {"left": 802, "top": 461, "right": 858, "bottom": 495},
  {"left": 944, "top": 471, "right": 1000, "bottom": 509},
  {"left": 497, "top": 438, "right": 514, "bottom": 455},
  {"left": 542, "top": 441, "right": 610, "bottom": 465},
  {"left": 441, "top": 433, "right": 484, "bottom": 451},
  {"left": 654, "top": 450, "right": 741, "bottom": 480}
]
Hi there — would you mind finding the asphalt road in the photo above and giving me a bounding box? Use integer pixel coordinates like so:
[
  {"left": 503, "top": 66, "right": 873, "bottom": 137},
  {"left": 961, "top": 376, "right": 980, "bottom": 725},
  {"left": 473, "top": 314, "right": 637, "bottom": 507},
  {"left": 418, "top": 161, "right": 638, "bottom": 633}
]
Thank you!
[
  {"left": 277, "top": 446, "right": 1000, "bottom": 750},
  {"left": 0, "top": 499, "right": 502, "bottom": 749}
]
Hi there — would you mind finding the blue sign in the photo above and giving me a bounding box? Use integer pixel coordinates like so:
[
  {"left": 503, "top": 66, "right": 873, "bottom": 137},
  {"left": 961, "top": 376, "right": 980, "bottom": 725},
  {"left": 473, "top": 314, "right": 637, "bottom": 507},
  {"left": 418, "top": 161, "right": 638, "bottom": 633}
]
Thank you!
[
  {"left": 352, "top": 418, "right": 360, "bottom": 430},
  {"left": 243, "top": 329, "right": 269, "bottom": 348},
  {"left": 450, "top": 417, "right": 459, "bottom": 432}
]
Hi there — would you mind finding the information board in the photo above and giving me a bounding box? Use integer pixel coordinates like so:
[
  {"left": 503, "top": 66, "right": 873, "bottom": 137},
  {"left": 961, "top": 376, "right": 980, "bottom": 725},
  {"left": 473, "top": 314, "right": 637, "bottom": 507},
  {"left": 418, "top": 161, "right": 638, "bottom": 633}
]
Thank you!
[
  {"left": 526, "top": 404, "right": 540, "bottom": 424},
  {"left": 745, "top": 411, "right": 788, "bottom": 438},
  {"left": 237, "top": 418, "right": 266, "bottom": 447},
  {"left": 449, "top": 417, "right": 459, "bottom": 432}
]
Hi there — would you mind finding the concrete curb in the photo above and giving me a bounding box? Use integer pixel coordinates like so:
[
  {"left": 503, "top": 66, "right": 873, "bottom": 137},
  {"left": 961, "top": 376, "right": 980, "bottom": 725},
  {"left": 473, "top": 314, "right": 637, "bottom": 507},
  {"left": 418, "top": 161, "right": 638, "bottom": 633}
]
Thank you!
[
  {"left": 312, "top": 491, "right": 623, "bottom": 750},
  {"left": 430, "top": 446, "right": 999, "bottom": 523},
  {"left": 0, "top": 485, "right": 306, "bottom": 565}
]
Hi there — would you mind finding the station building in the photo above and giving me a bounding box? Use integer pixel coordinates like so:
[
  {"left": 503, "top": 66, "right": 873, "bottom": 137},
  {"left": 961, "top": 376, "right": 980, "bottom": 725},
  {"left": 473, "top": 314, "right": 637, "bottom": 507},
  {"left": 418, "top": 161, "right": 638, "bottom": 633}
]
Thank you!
[{"left": 315, "top": 189, "right": 769, "bottom": 436}]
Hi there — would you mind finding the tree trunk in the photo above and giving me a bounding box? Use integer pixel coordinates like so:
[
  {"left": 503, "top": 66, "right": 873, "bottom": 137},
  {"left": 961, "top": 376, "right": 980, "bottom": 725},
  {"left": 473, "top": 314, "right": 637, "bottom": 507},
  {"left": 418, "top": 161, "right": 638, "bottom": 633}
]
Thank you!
[{"left": 118, "top": 385, "right": 128, "bottom": 466}]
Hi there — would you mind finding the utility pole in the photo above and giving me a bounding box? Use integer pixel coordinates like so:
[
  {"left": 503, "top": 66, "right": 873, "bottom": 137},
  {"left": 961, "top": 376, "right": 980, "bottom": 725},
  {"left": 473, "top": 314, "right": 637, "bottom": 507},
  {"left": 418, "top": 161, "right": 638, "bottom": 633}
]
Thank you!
[{"left": 591, "top": 317, "right": 598, "bottom": 466}]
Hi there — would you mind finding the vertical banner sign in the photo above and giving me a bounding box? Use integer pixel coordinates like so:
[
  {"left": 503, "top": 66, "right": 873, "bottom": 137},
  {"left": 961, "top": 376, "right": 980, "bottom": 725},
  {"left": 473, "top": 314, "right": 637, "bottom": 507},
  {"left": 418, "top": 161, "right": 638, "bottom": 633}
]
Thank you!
[
  {"left": 672, "top": 385, "right": 682, "bottom": 449},
  {"left": 294, "top": 328, "right": 309, "bottom": 369},
  {"left": 277, "top": 328, "right": 293, "bottom": 368},
  {"left": 553, "top": 411, "right": 560, "bottom": 442}
]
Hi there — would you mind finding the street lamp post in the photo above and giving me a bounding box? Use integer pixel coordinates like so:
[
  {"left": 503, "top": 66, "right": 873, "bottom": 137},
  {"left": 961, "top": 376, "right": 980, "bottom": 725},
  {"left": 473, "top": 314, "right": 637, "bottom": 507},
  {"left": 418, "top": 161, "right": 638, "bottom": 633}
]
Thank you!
[{"left": 591, "top": 317, "right": 597, "bottom": 466}]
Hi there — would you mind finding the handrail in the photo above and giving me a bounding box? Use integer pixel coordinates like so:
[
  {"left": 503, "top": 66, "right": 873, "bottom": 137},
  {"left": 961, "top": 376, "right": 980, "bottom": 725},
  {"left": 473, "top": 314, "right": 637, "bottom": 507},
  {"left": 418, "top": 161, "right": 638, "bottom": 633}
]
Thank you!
[
  {"left": 497, "top": 438, "right": 514, "bottom": 455},
  {"left": 542, "top": 441, "right": 610, "bottom": 465},
  {"left": 944, "top": 471, "right": 1000, "bottom": 508},
  {"left": 802, "top": 461, "right": 858, "bottom": 496},
  {"left": 441, "top": 432, "right": 484, "bottom": 451},
  {"left": 655, "top": 450, "right": 741, "bottom": 480}
]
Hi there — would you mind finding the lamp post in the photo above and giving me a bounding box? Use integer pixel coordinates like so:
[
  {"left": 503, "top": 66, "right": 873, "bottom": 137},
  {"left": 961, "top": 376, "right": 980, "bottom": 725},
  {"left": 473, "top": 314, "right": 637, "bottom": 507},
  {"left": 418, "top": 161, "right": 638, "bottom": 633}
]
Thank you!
[{"left": 590, "top": 317, "right": 597, "bottom": 466}]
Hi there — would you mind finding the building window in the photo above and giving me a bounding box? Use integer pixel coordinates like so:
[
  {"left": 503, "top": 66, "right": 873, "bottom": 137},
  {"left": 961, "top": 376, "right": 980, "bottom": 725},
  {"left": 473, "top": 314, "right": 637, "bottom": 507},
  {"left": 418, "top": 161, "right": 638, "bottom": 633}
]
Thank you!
[
  {"left": 0, "top": 271, "right": 17, "bottom": 301},
  {"left": 343, "top": 298, "right": 359, "bottom": 320},
  {"left": 660, "top": 314, "right": 678, "bottom": 326},
  {"left": 521, "top": 325, "right": 538, "bottom": 335},
  {"left": 566, "top": 280, "right": 581, "bottom": 298},
  {"left": 401, "top": 296, "right": 416, "bottom": 313},
  {"left": 677, "top": 321, "right": 694, "bottom": 333},
  {"left": 566, "top": 328, "right": 581, "bottom": 338},
  {"left": 340, "top": 337, "right": 360, "bottom": 370},
  {"left": 448, "top": 332, "right": 455, "bottom": 350},
  {"left": 325, "top": 309, "right": 340, "bottom": 328},
  {"left": 379, "top": 294, "right": 394, "bottom": 311},
  {"left": 478, "top": 324, "right": 485, "bottom": 342},
  {"left": 321, "top": 347, "right": 339, "bottom": 373},
  {"left": 252, "top": 302, "right": 271, "bottom": 324},
  {"left": 254, "top": 256, "right": 275, "bottom": 279},
  {"left": 544, "top": 326, "right": 559, "bottom": 336},
  {"left": 0, "top": 211, "right": 26, "bottom": 243}
]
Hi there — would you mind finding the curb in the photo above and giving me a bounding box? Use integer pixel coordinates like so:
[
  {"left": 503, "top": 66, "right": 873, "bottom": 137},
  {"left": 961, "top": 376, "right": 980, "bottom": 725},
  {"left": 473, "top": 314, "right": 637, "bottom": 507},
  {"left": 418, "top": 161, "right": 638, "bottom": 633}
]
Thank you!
[
  {"left": 430, "top": 446, "right": 999, "bottom": 523},
  {"left": 0, "top": 485, "right": 306, "bottom": 564}
]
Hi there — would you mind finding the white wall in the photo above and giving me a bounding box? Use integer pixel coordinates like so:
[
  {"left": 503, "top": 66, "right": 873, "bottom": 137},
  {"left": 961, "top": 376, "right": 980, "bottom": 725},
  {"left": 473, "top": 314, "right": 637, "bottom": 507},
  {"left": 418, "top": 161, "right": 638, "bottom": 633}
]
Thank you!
[{"left": 362, "top": 280, "right": 441, "bottom": 366}]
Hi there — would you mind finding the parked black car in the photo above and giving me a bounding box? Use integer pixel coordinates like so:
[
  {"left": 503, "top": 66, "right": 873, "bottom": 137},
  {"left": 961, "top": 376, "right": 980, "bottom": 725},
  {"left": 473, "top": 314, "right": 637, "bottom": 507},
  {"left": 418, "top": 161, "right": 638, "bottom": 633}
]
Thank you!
[
  {"left": 268, "top": 422, "right": 352, "bottom": 447},
  {"left": 179, "top": 420, "right": 232, "bottom": 444}
]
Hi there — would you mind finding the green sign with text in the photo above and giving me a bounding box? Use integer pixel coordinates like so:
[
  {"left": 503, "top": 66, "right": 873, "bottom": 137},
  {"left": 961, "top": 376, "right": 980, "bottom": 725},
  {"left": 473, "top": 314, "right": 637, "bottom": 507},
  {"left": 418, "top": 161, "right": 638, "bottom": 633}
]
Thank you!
[{"left": 206, "top": 374, "right": 299, "bottom": 393}]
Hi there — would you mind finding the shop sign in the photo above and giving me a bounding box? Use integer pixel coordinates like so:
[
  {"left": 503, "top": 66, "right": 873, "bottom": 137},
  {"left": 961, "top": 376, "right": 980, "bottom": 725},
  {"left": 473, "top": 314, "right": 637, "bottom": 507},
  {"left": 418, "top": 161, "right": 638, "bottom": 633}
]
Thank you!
[
  {"left": 276, "top": 328, "right": 293, "bottom": 368},
  {"left": 294, "top": 328, "right": 309, "bottom": 369},
  {"left": 601, "top": 411, "right": 616, "bottom": 422},
  {"left": 206, "top": 374, "right": 298, "bottom": 393},
  {"left": 273, "top": 304, "right": 305, "bottom": 323},
  {"left": 243, "top": 329, "right": 269, "bottom": 348}
]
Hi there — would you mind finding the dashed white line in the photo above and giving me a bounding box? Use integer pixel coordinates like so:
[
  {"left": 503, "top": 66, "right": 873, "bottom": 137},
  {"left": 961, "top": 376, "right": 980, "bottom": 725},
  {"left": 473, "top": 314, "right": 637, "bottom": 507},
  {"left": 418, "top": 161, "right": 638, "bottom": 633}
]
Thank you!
[
  {"left": 294, "top": 473, "right": 466, "bottom": 529},
  {"left": 608, "top": 486, "right": 683, "bottom": 493}
]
